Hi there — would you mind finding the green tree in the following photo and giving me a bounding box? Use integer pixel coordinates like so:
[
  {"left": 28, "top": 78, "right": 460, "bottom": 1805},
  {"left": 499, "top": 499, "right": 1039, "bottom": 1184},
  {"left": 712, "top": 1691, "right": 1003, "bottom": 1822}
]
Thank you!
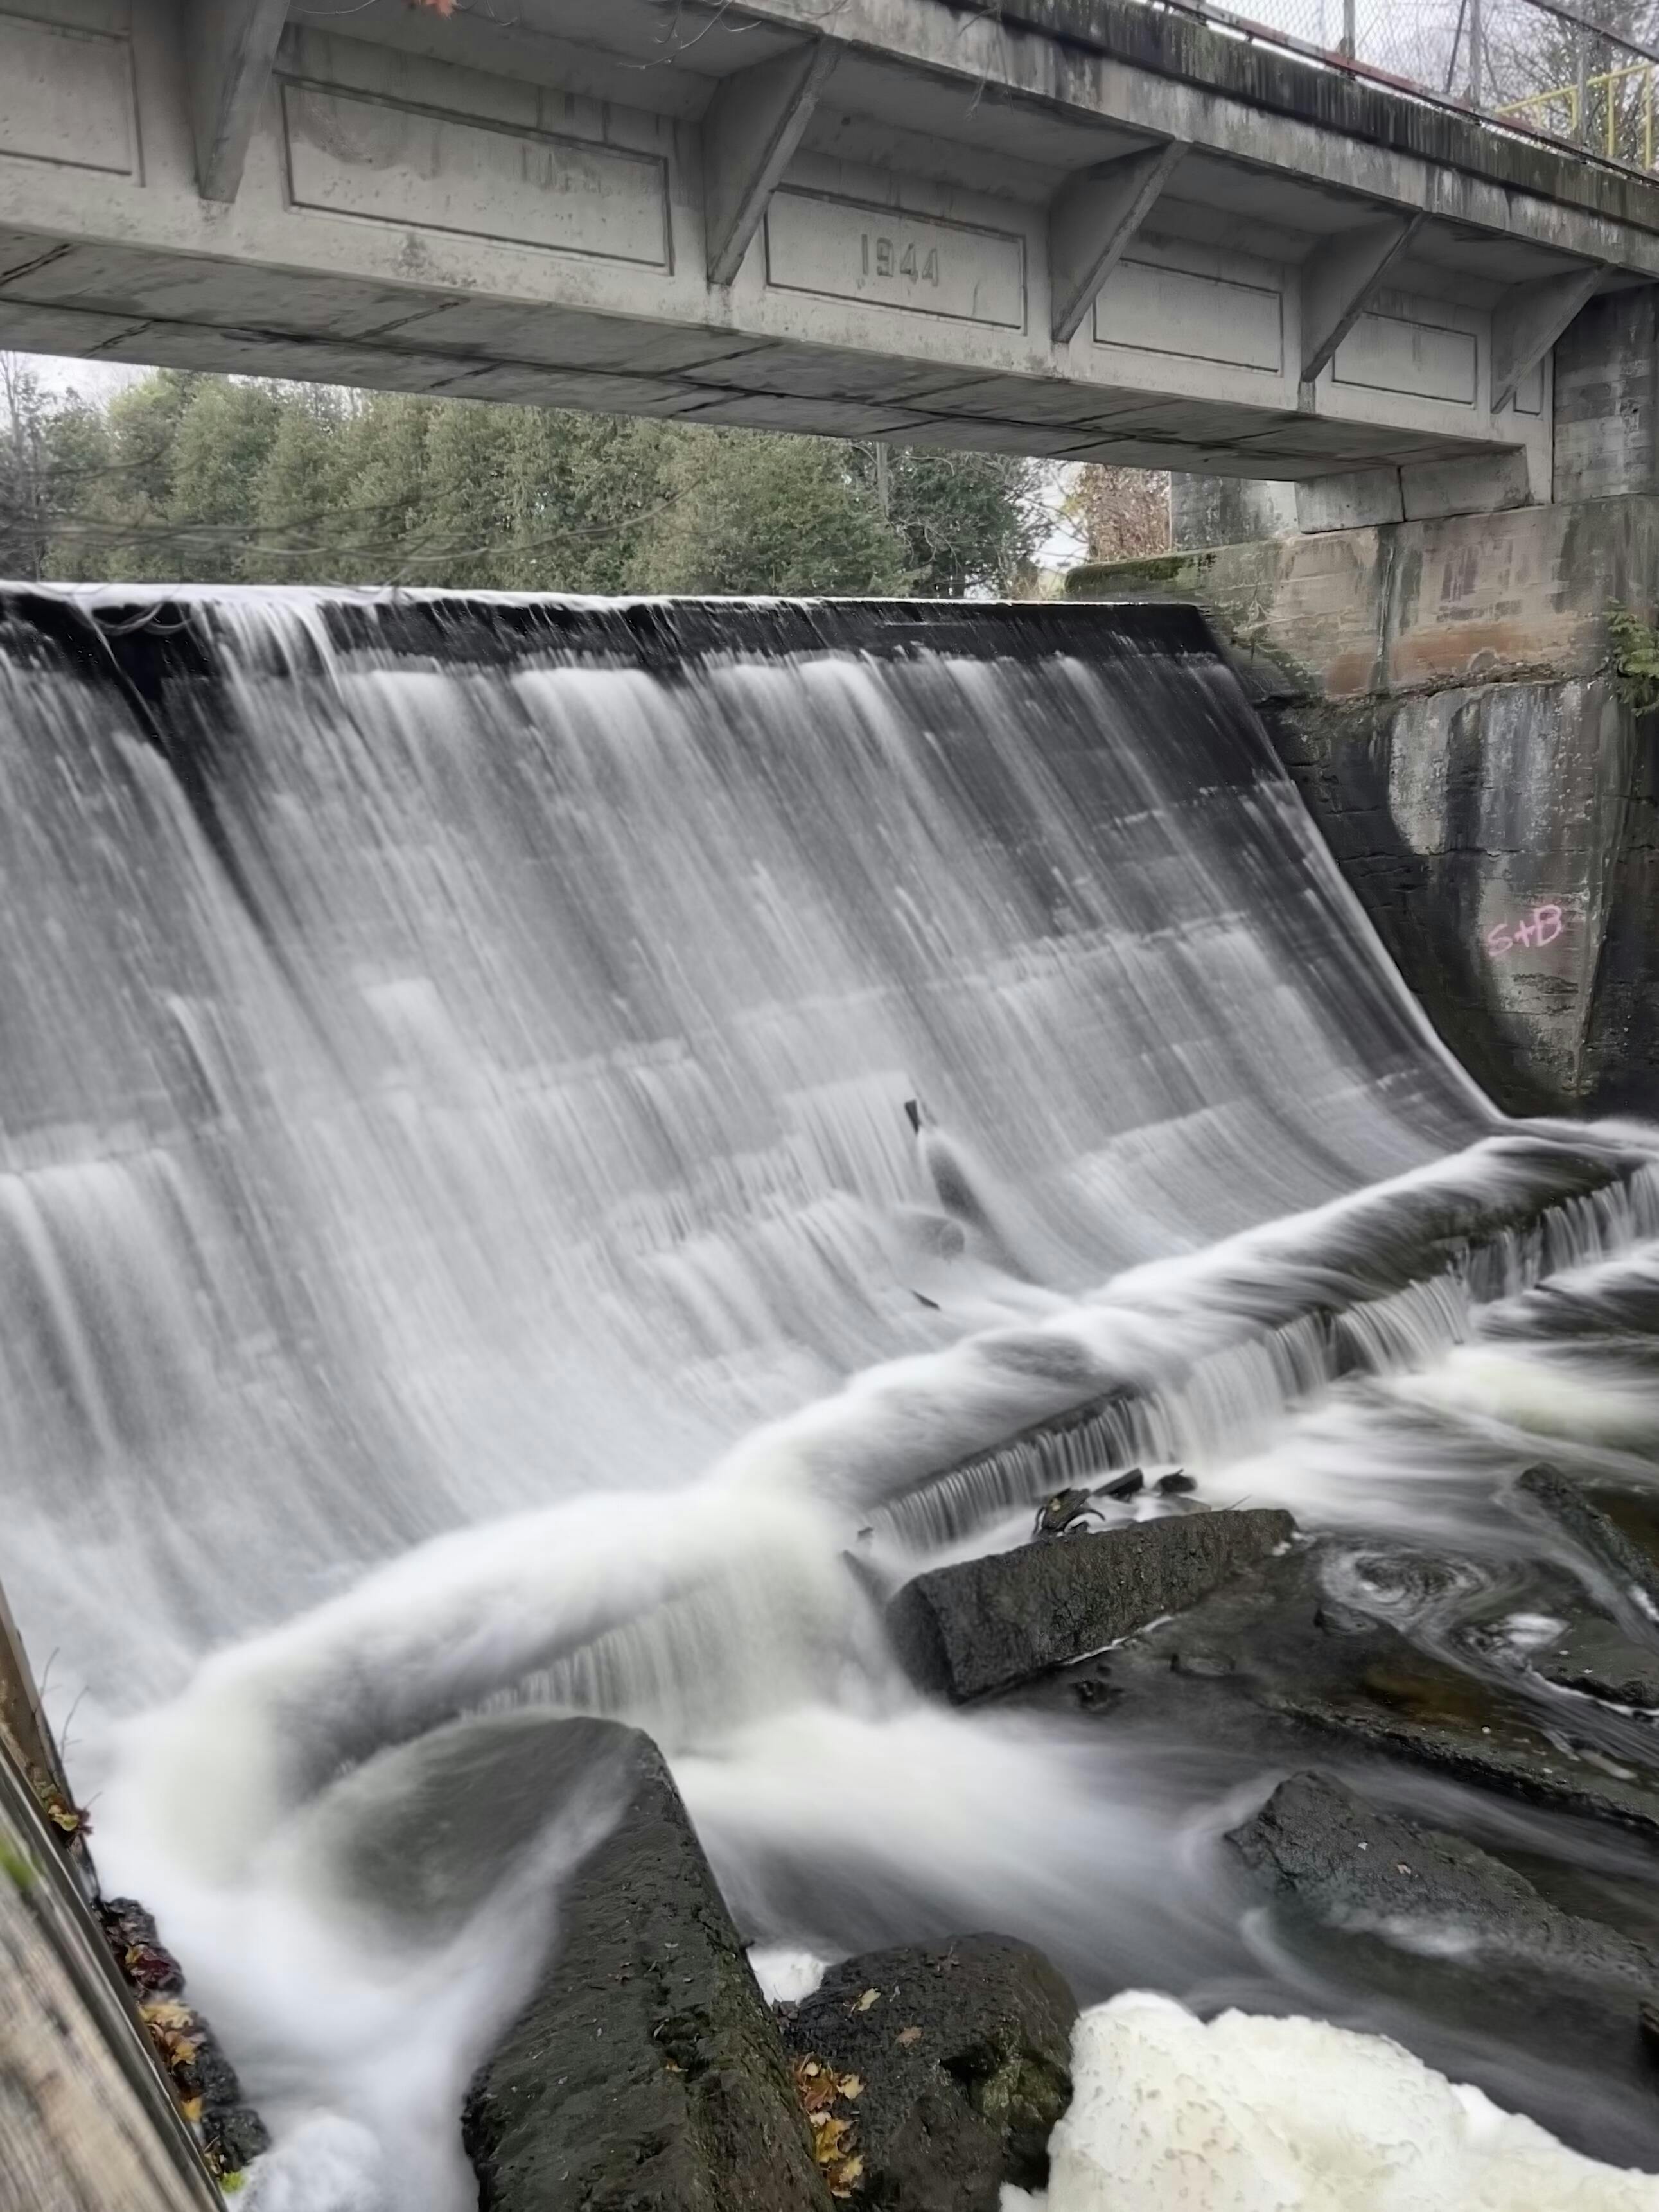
[
  {"left": 6, "top": 366, "right": 1050, "bottom": 600},
  {"left": 497, "top": 408, "right": 669, "bottom": 593},
  {"left": 0, "top": 354, "right": 55, "bottom": 580},
  {"left": 248, "top": 385, "right": 358, "bottom": 583},
  {"left": 874, "top": 446, "right": 1044, "bottom": 596},
  {"left": 640, "top": 429, "right": 912, "bottom": 596},
  {"left": 165, "top": 378, "right": 283, "bottom": 581}
]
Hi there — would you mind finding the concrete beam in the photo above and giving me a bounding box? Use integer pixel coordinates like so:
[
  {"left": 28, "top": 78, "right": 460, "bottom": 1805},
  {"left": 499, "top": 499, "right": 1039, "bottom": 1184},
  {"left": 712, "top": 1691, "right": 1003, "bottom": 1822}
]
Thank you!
[
  {"left": 703, "top": 39, "right": 837, "bottom": 287},
  {"left": 186, "top": 0, "right": 288, "bottom": 203},
  {"left": 1299, "top": 213, "right": 1423, "bottom": 385},
  {"left": 1491, "top": 263, "right": 1604, "bottom": 410},
  {"left": 1048, "top": 141, "right": 1186, "bottom": 346}
]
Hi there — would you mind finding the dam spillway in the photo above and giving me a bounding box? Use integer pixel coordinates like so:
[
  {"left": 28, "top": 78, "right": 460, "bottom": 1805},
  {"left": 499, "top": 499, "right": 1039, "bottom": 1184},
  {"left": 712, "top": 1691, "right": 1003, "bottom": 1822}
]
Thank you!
[{"left": 3, "top": 587, "right": 1659, "bottom": 2208}]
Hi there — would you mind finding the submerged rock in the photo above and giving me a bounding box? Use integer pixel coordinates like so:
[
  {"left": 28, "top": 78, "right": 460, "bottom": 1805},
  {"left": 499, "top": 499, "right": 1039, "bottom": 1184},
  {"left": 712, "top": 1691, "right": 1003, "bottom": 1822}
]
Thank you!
[
  {"left": 464, "top": 1725, "right": 830, "bottom": 2212},
  {"left": 1230, "top": 1770, "right": 1657, "bottom": 1989},
  {"left": 777, "top": 1935, "right": 1076, "bottom": 2211},
  {"left": 888, "top": 1509, "right": 1295, "bottom": 1701},
  {"left": 1535, "top": 1618, "right": 1659, "bottom": 1709},
  {"left": 1517, "top": 1463, "right": 1659, "bottom": 1617},
  {"left": 1227, "top": 1769, "right": 1659, "bottom": 2154}
]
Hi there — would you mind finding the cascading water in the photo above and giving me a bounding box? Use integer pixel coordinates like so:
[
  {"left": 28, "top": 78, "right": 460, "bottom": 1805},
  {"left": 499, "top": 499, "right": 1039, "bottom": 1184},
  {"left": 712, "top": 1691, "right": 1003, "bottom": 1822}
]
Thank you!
[{"left": 2, "top": 586, "right": 1658, "bottom": 2208}]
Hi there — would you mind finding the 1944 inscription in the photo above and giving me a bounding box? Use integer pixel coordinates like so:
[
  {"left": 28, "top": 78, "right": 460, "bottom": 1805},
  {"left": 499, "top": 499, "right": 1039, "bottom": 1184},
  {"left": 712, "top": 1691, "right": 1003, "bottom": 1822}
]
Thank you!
[
  {"left": 764, "top": 190, "right": 1026, "bottom": 329},
  {"left": 861, "top": 234, "right": 940, "bottom": 287}
]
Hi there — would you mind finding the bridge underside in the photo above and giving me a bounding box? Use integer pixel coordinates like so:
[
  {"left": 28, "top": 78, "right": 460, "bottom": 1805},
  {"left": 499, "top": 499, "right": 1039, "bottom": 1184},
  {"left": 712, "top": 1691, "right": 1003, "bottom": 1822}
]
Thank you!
[{"left": 4, "top": 0, "right": 1659, "bottom": 495}]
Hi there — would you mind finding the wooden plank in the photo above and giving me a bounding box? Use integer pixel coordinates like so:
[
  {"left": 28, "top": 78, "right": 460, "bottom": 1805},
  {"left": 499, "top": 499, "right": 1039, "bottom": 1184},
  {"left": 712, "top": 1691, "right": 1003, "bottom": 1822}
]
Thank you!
[
  {"left": 0, "top": 1753, "right": 220, "bottom": 2212},
  {"left": 0, "top": 1574, "right": 71, "bottom": 1808}
]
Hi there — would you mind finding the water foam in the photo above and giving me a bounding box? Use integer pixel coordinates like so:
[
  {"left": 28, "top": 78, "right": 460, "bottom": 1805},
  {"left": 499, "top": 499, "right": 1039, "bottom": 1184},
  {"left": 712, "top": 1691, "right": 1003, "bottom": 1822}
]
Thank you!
[{"left": 1008, "top": 1992, "right": 1659, "bottom": 2210}]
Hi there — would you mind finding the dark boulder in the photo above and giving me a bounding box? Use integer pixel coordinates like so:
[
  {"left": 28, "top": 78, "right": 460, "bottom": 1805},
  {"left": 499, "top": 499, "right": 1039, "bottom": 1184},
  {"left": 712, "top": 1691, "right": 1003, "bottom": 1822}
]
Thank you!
[
  {"left": 888, "top": 1509, "right": 1296, "bottom": 1701},
  {"left": 464, "top": 1725, "right": 831, "bottom": 2212},
  {"left": 777, "top": 1935, "right": 1076, "bottom": 2211},
  {"left": 1231, "top": 1769, "right": 1657, "bottom": 1987}
]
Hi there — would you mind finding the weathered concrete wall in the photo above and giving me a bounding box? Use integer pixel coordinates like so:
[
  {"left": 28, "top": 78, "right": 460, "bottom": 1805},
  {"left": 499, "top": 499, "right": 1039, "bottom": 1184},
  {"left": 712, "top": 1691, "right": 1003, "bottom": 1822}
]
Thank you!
[
  {"left": 1554, "top": 288, "right": 1659, "bottom": 504},
  {"left": 1068, "top": 500, "right": 1659, "bottom": 1114}
]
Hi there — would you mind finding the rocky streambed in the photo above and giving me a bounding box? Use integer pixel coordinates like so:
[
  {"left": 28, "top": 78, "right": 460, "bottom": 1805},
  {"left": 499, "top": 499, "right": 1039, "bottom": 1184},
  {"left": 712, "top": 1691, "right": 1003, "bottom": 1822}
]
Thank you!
[{"left": 441, "top": 1463, "right": 1659, "bottom": 2208}]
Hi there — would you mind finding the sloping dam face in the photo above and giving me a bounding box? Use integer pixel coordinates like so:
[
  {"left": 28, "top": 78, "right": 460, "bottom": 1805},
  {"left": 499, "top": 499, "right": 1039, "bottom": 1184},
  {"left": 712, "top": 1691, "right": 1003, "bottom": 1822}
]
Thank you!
[{"left": 1, "top": 590, "right": 1656, "bottom": 2207}]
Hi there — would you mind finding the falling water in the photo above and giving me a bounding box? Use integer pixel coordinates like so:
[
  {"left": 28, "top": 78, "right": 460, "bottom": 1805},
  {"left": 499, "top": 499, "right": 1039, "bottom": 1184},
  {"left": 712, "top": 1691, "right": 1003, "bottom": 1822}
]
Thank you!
[{"left": 1, "top": 586, "right": 1656, "bottom": 2206}]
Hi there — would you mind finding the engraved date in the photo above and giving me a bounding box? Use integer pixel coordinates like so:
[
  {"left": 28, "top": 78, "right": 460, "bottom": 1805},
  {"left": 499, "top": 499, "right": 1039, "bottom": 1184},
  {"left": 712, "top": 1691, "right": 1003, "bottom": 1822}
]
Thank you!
[{"left": 861, "top": 233, "right": 940, "bottom": 286}]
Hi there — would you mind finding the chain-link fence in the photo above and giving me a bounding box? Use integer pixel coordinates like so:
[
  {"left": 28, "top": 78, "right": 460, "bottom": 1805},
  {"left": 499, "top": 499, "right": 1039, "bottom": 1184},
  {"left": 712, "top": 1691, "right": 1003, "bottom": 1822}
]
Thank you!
[{"left": 1179, "top": 0, "right": 1659, "bottom": 176}]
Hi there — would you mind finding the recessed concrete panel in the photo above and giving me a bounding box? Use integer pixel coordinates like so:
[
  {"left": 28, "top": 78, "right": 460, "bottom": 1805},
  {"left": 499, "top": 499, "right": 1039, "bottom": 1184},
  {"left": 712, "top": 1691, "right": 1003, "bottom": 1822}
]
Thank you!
[
  {"left": 1331, "top": 308, "right": 1478, "bottom": 407},
  {"left": 281, "top": 82, "right": 671, "bottom": 267},
  {"left": 1511, "top": 360, "right": 1545, "bottom": 417},
  {"left": 0, "top": 10, "right": 134, "bottom": 175},
  {"left": 762, "top": 188, "right": 1026, "bottom": 329},
  {"left": 1092, "top": 256, "right": 1283, "bottom": 373}
]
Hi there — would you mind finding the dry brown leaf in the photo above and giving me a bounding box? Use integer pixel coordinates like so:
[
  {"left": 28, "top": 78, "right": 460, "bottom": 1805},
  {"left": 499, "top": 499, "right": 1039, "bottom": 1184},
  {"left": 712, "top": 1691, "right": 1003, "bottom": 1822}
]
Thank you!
[
  {"left": 827, "top": 2152, "right": 865, "bottom": 2199},
  {"left": 854, "top": 1987, "right": 881, "bottom": 2012},
  {"left": 811, "top": 2114, "right": 855, "bottom": 2159},
  {"left": 896, "top": 2025, "right": 922, "bottom": 2047}
]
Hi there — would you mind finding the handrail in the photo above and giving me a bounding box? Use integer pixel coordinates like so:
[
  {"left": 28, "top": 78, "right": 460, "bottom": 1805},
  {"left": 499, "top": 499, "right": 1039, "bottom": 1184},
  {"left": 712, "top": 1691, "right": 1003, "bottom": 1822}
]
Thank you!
[{"left": 1103, "top": 0, "right": 1659, "bottom": 179}]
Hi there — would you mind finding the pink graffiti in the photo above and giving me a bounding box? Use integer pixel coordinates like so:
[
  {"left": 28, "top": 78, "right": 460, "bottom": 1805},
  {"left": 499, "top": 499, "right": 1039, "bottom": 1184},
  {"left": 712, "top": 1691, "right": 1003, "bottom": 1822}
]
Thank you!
[{"left": 1486, "top": 904, "right": 1565, "bottom": 958}]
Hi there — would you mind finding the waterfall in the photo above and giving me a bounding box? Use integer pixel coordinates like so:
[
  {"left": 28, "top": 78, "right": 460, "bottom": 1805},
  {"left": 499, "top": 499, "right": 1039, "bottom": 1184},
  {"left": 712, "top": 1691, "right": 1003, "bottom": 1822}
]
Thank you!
[{"left": 1, "top": 586, "right": 1653, "bottom": 2208}]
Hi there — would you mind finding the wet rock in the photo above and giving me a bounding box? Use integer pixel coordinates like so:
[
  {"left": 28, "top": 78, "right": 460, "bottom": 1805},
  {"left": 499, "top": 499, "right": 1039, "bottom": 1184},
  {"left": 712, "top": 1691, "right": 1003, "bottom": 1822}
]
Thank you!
[
  {"left": 201, "top": 2103, "right": 271, "bottom": 2175},
  {"left": 1231, "top": 1770, "right": 1656, "bottom": 1987},
  {"left": 1155, "top": 1470, "right": 1195, "bottom": 1496},
  {"left": 1096, "top": 1468, "right": 1144, "bottom": 1503},
  {"left": 1535, "top": 1618, "right": 1659, "bottom": 1708},
  {"left": 888, "top": 1508, "right": 1296, "bottom": 1701},
  {"left": 1264, "top": 1645, "right": 1659, "bottom": 1841},
  {"left": 1517, "top": 1462, "right": 1659, "bottom": 1617},
  {"left": 464, "top": 1725, "right": 831, "bottom": 2212},
  {"left": 99, "top": 1895, "right": 186, "bottom": 1995},
  {"left": 777, "top": 1935, "right": 1076, "bottom": 2211},
  {"left": 98, "top": 1893, "right": 268, "bottom": 2182},
  {"left": 1228, "top": 1769, "right": 1659, "bottom": 2151}
]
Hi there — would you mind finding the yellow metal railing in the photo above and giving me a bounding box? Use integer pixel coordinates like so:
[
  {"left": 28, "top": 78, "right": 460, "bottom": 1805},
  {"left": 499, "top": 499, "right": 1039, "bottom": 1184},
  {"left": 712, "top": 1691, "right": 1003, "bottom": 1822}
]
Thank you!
[{"left": 1497, "top": 58, "right": 1656, "bottom": 169}]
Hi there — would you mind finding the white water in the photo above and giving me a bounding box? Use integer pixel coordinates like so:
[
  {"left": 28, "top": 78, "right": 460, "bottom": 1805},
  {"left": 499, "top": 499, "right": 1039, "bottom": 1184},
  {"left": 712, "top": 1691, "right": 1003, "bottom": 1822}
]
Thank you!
[
  {"left": 1, "top": 587, "right": 1657, "bottom": 2202},
  {"left": 1008, "top": 1993, "right": 1659, "bottom": 2211}
]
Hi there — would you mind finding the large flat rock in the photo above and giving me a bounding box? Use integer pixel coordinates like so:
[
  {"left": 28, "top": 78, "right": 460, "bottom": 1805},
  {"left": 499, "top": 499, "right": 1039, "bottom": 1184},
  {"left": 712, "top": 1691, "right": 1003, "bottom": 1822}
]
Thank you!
[
  {"left": 887, "top": 1509, "right": 1296, "bottom": 1702},
  {"left": 463, "top": 1724, "right": 830, "bottom": 2212},
  {"left": 1231, "top": 1769, "right": 1656, "bottom": 1988},
  {"left": 777, "top": 1935, "right": 1076, "bottom": 2211}
]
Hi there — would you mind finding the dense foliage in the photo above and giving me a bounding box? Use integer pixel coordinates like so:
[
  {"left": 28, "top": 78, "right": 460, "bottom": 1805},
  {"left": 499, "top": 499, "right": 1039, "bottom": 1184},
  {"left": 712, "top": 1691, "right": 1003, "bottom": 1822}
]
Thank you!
[{"left": 0, "top": 361, "right": 1047, "bottom": 597}]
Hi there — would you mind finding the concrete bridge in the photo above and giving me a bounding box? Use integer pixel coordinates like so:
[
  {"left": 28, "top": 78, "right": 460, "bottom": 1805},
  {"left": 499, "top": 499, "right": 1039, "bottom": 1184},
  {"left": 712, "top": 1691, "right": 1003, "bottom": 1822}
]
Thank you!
[{"left": 3, "top": 0, "right": 1658, "bottom": 519}]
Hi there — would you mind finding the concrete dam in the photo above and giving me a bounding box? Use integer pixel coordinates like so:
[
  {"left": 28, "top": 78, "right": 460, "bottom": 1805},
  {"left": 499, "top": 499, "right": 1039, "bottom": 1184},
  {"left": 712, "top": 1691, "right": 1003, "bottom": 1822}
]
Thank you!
[
  {"left": 3, "top": 586, "right": 1659, "bottom": 2210},
  {"left": 5, "top": 0, "right": 1659, "bottom": 2206}
]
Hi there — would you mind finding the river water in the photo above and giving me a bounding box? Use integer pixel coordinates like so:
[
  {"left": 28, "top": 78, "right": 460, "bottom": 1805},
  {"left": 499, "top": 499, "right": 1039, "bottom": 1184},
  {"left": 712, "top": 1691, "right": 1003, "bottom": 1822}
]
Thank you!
[{"left": 1, "top": 587, "right": 1656, "bottom": 2208}]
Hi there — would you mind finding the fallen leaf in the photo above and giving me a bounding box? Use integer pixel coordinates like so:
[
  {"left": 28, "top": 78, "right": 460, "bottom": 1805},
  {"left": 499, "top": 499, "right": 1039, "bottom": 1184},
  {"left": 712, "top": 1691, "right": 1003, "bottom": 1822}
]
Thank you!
[
  {"left": 812, "top": 2114, "right": 855, "bottom": 2159},
  {"left": 896, "top": 2026, "right": 922, "bottom": 2047},
  {"left": 854, "top": 1987, "right": 881, "bottom": 2012},
  {"left": 827, "top": 2152, "right": 865, "bottom": 2199},
  {"left": 836, "top": 2073, "right": 863, "bottom": 2100}
]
